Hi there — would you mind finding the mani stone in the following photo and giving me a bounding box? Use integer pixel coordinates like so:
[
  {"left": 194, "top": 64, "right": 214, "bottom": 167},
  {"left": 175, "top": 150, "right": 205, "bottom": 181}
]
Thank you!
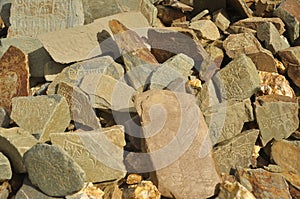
[
  {"left": 213, "top": 54, "right": 260, "bottom": 101},
  {"left": 236, "top": 168, "right": 292, "bottom": 199},
  {"left": 257, "top": 22, "right": 290, "bottom": 54},
  {"left": 0, "top": 107, "right": 9, "bottom": 128},
  {"left": 255, "top": 95, "right": 299, "bottom": 145},
  {"left": 189, "top": 19, "right": 221, "bottom": 41},
  {"left": 24, "top": 144, "right": 85, "bottom": 197},
  {"left": 8, "top": 0, "right": 84, "bottom": 38},
  {"left": 10, "top": 95, "right": 71, "bottom": 143},
  {"left": 271, "top": 140, "right": 300, "bottom": 175},
  {"left": 50, "top": 126, "right": 126, "bottom": 183},
  {"left": 134, "top": 90, "right": 221, "bottom": 199},
  {"left": 213, "top": 130, "right": 259, "bottom": 175},
  {"left": 203, "top": 99, "right": 254, "bottom": 144},
  {"left": 0, "top": 45, "right": 29, "bottom": 113},
  {"left": 216, "top": 181, "right": 256, "bottom": 199},
  {"left": 0, "top": 127, "right": 37, "bottom": 173},
  {"left": 80, "top": 74, "right": 136, "bottom": 111},
  {"left": 150, "top": 53, "right": 194, "bottom": 90},
  {"left": 0, "top": 152, "right": 11, "bottom": 182}
]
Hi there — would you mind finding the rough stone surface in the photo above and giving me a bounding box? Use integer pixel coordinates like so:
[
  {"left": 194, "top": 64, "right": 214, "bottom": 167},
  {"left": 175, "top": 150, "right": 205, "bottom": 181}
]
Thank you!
[
  {"left": 0, "top": 152, "right": 11, "bottom": 182},
  {"left": 254, "top": 0, "right": 282, "bottom": 17},
  {"left": 141, "top": 0, "right": 158, "bottom": 26},
  {"left": 255, "top": 95, "right": 299, "bottom": 145},
  {"left": 122, "top": 181, "right": 161, "bottom": 199},
  {"left": 0, "top": 182, "right": 9, "bottom": 199},
  {"left": 44, "top": 62, "right": 66, "bottom": 82},
  {"left": 181, "top": 0, "right": 226, "bottom": 14},
  {"left": 156, "top": 5, "right": 186, "bottom": 26},
  {"left": 50, "top": 126, "right": 126, "bottom": 183},
  {"left": 213, "top": 9, "right": 230, "bottom": 32},
  {"left": 271, "top": 140, "right": 300, "bottom": 175},
  {"left": 0, "top": 108, "right": 9, "bottom": 128},
  {"left": 236, "top": 168, "right": 292, "bottom": 199},
  {"left": 205, "top": 44, "right": 224, "bottom": 69},
  {"left": 134, "top": 90, "right": 221, "bottom": 199},
  {"left": 213, "top": 130, "right": 259, "bottom": 175},
  {"left": 216, "top": 181, "right": 256, "bottom": 199},
  {"left": 189, "top": 19, "right": 220, "bottom": 40},
  {"left": 0, "top": 127, "right": 37, "bottom": 173},
  {"left": 66, "top": 182, "right": 104, "bottom": 199},
  {"left": 227, "top": 0, "right": 253, "bottom": 17},
  {"left": 8, "top": 0, "right": 84, "bottom": 38},
  {"left": 11, "top": 95, "right": 71, "bottom": 142},
  {"left": 0, "top": 46, "right": 29, "bottom": 113},
  {"left": 247, "top": 49, "right": 278, "bottom": 72},
  {"left": 24, "top": 144, "right": 85, "bottom": 197}
]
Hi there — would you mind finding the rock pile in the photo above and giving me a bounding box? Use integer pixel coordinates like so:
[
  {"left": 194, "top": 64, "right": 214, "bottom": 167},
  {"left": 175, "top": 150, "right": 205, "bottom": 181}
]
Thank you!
[{"left": 0, "top": 0, "right": 299, "bottom": 198}]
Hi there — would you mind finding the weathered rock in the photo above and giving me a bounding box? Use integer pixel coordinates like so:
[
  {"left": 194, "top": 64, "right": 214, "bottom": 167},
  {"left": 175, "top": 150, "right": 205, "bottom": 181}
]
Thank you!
[
  {"left": 213, "top": 130, "right": 259, "bottom": 175},
  {"left": 236, "top": 168, "right": 292, "bottom": 199},
  {"left": 122, "top": 181, "right": 161, "bottom": 199},
  {"left": 189, "top": 19, "right": 220, "bottom": 41},
  {"left": 150, "top": 53, "right": 193, "bottom": 90},
  {"left": 0, "top": 46, "right": 29, "bottom": 113},
  {"left": 0, "top": 182, "right": 10, "bottom": 199},
  {"left": 98, "top": 183, "right": 122, "bottom": 199},
  {"left": 156, "top": 5, "right": 186, "bottom": 26},
  {"left": 271, "top": 140, "right": 300, "bottom": 175},
  {"left": 161, "top": 0, "right": 193, "bottom": 12},
  {"left": 0, "top": 127, "right": 37, "bottom": 173},
  {"left": 50, "top": 126, "right": 126, "bottom": 183},
  {"left": 247, "top": 49, "right": 278, "bottom": 72},
  {"left": 44, "top": 62, "right": 66, "bottom": 82},
  {"left": 290, "top": 183, "right": 300, "bottom": 199},
  {"left": 141, "top": 0, "right": 158, "bottom": 27},
  {"left": 66, "top": 182, "right": 104, "bottom": 199},
  {"left": 134, "top": 90, "right": 221, "bottom": 198},
  {"left": 191, "top": 9, "right": 209, "bottom": 22},
  {"left": 255, "top": 95, "right": 299, "bottom": 145},
  {"left": 227, "top": 0, "right": 253, "bottom": 17},
  {"left": 203, "top": 99, "right": 254, "bottom": 144},
  {"left": 126, "top": 174, "right": 142, "bottom": 185},
  {"left": 196, "top": 80, "right": 220, "bottom": 112},
  {"left": 24, "top": 144, "right": 85, "bottom": 197},
  {"left": 205, "top": 44, "right": 224, "bottom": 69},
  {"left": 254, "top": 0, "right": 282, "bottom": 17},
  {"left": 181, "top": 0, "right": 226, "bottom": 14},
  {"left": 0, "top": 108, "right": 9, "bottom": 128},
  {"left": 11, "top": 95, "right": 71, "bottom": 142},
  {"left": 216, "top": 181, "right": 256, "bottom": 199},
  {"left": 278, "top": 46, "right": 300, "bottom": 87},
  {"left": 213, "top": 9, "right": 231, "bottom": 32},
  {"left": 0, "top": 153, "right": 11, "bottom": 182},
  {"left": 38, "top": 11, "right": 150, "bottom": 64}
]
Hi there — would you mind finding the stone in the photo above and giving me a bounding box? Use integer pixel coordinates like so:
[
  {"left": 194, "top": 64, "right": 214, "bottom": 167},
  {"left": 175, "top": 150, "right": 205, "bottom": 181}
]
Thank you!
[
  {"left": 190, "top": 9, "right": 209, "bottom": 22},
  {"left": 126, "top": 174, "right": 142, "bottom": 185},
  {"left": 196, "top": 80, "right": 220, "bottom": 112},
  {"left": 205, "top": 44, "right": 224, "bottom": 69},
  {"left": 254, "top": 0, "right": 282, "bottom": 17},
  {"left": 257, "top": 22, "right": 290, "bottom": 54},
  {"left": 149, "top": 53, "right": 194, "bottom": 90},
  {"left": 171, "top": 21, "right": 189, "bottom": 28},
  {"left": 216, "top": 181, "right": 256, "bottom": 199},
  {"left": 0, "top": 108, "right": 9, "bottom": 128},
  {"left": 0, "top": 182, "right": 10, "bottom": 199},
  {"left": 0, "top": 0, "right": 11, "bottom": 28},
  {"left": 10, "top": 95, "right": 71, "bottom": 143},
  {"left": 162, "top": 0, "right": 193, "bottom": 12},
  {"left": 290, "top": 183, "right": 300, "bottom": 199},
  {"left": 203, "top": 99, "right": 254, "bottom": 144},
  {"left": 38, "top": 11, "right": 150, "bottom": 64},
  {"left": 227, "top": 25, "right": 257, "bottom": 34},
  {"left": 213, "top": 130, "right": 259, "bottom": 175},
  {"left": 134, "top": 90, "right": 221, "bottom": 198},
  {"left": 99, "top": 183, "right": 122, "bottom": 199},
  {"left": 227, "top": 0, "right": 253, "bottom": 17},
  {"left": 122, "top": 181, "right": 161, "bottom": 199},
  {"left": 213, "top": 54, "right": 260, "bottom": 101},
  {"left": 236, "top": 168, "right": 292, "bottom": 199},
  {"left": 255, "top": 95, "right": 299, "bottom": 145},
  {"left": 140, "top": 0, "right": 158, "bottom": 27},
  {"left": 189, "top": 19, "right": 220, "bottom": 41},
  {"left": 213, "top": 9, "right": 231, "bottom": 32},
  {"left": 8, "top": 0, "right": 84, "bottom": 38},
  {"left": 50, "top": 126, "right": 126, "bottom": 183},
  {"left": 181, "top": 0, "right": 226, "bottom": 14},
  {"left": 156, "top": 5, "right": 186, "bottom": 26},
  {"left": 24, "top": 144, "right": 85, "bottom": 197},
  {"left": 0, "top": 46, "right": 29, "bottom": 113},
  {"left": 44, "top": 62, "right": 66, "bottom": 82},
  {"left": 0, "top": 153, "right": 11, "bottom": 182},
  {"left": 47, "top": 56, "right": 124, "bottom": 95},
  {"left": 66, "top": 182, "right": 104, "bottom": 199},
  {"left": 278, "top": 46, "right": 300, "bottom": 87},
  {"left": 271, "top": 140, "right": 300, "bottom": 175},
  {"left": 247, "top": 49, "right": 278, "bottom": 72}
]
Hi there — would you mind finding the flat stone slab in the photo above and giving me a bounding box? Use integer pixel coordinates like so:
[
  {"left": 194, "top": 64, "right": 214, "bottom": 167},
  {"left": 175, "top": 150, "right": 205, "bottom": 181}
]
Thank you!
[
  {"left": 11, "top": 95, "right": 71, "bottom": 143},
  {"left": 189, "top": 19, "right": 220, "bottom": 40},
  {"left": 24, "top": 144, "right": 85, "bottom": 197},
  {"left": 8, "top": 0, "right": 84, "bottom": 38},
  {"left": 0, "top": 152, "right": 11, "bottom": 182}
]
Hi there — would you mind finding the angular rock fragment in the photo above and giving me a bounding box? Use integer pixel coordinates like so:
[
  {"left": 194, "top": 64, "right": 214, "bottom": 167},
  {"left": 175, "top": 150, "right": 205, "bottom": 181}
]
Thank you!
[
  {"left": 213, "top": 130, "right": 259, "bottom": 175},
  {"left": 141, "top": 0, "right": 158, "bottom": 27},
  {"left": 247, "top": 49, "right": 278, "bottom": 72},
  {"left": 190, "top": 9, "right": 209, "bottom": 22},
  {"left": 126, "top": 174, "right": 142, "bottom": 185},
  {"left": 122, "top": 181, "right": 161, "bottom": 199},
  {"left": 8, "top": 0, "right": 84, "bottom": 38},
  {"left": 236, "top": 168, "right": 292, "bottom": 199},
  {"left": 0, "top": 182, "right": 10, "bottom": 199},
  {"left": 227, "top": 0, "right": 253, "bottom": 17},
  {"left": 44, "top": 62, "right": 66, "bottom": 82},
  {"left": 0, "top": 108, "right": 9, "bottom": 128},
  {"left": 213, "top": 9, "right": 231, "bottom": 32},
  {"left": 134, "top": 90, "right": 220, "bottom": 198},
  {"left": 24, "top": 144, "right": 85, "bottom": 197},
  {"left": 271, "top": 140, "right": 300, "bottom": 175},
  {"left": 0, "top": 128, "right": 37, "bottom": 173},
  {"left": 156, "top": 5, "right": 186, "bottom": 26},
  {"left": 255, "top": 95, "right": 299, "bottom": 144},
  {"left": 254, "top": 0, "right": 282, "bottom": 17},
  {"left": 11, "top": 95, "right": 71, "bottom": 142},
  {"left": 189, "top": 19, "right": 220, "bottom": 41},
  {"left": 216, "top": 181, "right": 256, "bottom": 199},
  {"left": 66, "top": 182, "right": 104, "bottom": 199},
  {"left": 98, "top": 183, "right": 122, "bottom": 199},
  {"left": 0, "top": 46, "right": 29, "bottom": 113},
  {"left": 205, "top": 44, "right": 224, "bottom": 70},
  {"left": 0, "top": 153, "right": 11, "bottom": 182},
  {"left": 50, "top": 126, "right": 126, "bottom": 183}
]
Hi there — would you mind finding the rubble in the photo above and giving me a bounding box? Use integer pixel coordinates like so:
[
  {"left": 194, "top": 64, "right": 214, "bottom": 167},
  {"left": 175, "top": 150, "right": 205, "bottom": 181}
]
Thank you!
[{"left": 0, "top": 152, "right": 11, "bottom": 182}]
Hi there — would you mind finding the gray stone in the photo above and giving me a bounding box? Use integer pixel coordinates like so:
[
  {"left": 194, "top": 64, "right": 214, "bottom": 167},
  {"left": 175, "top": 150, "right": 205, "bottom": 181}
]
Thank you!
[
  {"left": 196, "top": 80, "right": 220, "bottom": 112},
  {"left": 79, "top": 74, "right": 136, "bottom": 111},
  {"left": 50, "top": 126, "right": 126, "bottom": 183},
  {"left": 213, "top": 130, "right": 259, "bottom": 175},
  {"left": 140, "top": 0, "right": 158, "bottom": 27},
  {"left": 255, "top": 95, "right": 299, "bottom": 145},
  {"left": 24, "top": 144, "right": 85, "bottom": 197},
  {"left": 0, "top": 127, "right": 37, "bottom": 173},
  {"left": 0, "top": 107, "right": 9, "bottom": 128},
  {"left": 203, "top": 99, "right": 254, "bottom": 145},
  {"left": 0, "top": 153, "right": 11, "bottom": 182},
  {"left": 11, "top": 95, "right": 71, "bottom": 143},
  {"left": 0, "top": 0, "right": 11, "bottom": 27},
  {"left": 150, "top": 53, "right": 194, "bottom": 90},
  {"left": 254, "top": 0, "right": 282, "bottom": 17},
  {"left": 44, "top": 62, "right": 66, "bottom": 82},
  {"left": 57, "top": 82, "right": 101, "bottom": 131},
  {"left": 134, "top": 90, "right": 221, "bottom": 199},
  {"left": 189, "top": 19, "right": 220, "bottom": 41},
  {"left": 205, "top": 44, "right": 224, "bottom": 69}
]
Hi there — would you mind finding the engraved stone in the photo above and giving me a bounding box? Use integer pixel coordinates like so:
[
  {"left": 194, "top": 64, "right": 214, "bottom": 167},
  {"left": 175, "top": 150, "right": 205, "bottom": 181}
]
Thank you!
[
  {"left": 213, "top": 130, "right": 259, "bottom": 175},
  {"left": 24, "top": 144, "right": 85, "bottom": 197},
  {"left": 255, "top": 95, "right": 299, "bottom": 145},
  {"left": 216, "top": 181, "right": 256, "bottom": 199},
  {"left": 50, "top": 126, "right": 126, "bottom": 183},
  {"left": 0, "top": 152, "right": 11, "bottom": 182},
  {"left": 57, "top": 82, "right": 101, "bottom": 131},
  {"left": 189, "top": 19, "right": 221, "bottom": 41},
  {"left": 10, "top": 95, "right": 71, "bottom": 143},
  {"left": 134, "top": 90, "right": 221, "bottom": 198},
  {"left": 8, "top": 0, "right": 84, "bottom": 38},
  {"left": 0, "top": 46, "right": 29, "bottom": 113},
  {"left": 0, "top": 107, "right": 9, "bottom": 128},
  {"left": 0, "top": 127, "right": 37, "bottom": 173}
]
